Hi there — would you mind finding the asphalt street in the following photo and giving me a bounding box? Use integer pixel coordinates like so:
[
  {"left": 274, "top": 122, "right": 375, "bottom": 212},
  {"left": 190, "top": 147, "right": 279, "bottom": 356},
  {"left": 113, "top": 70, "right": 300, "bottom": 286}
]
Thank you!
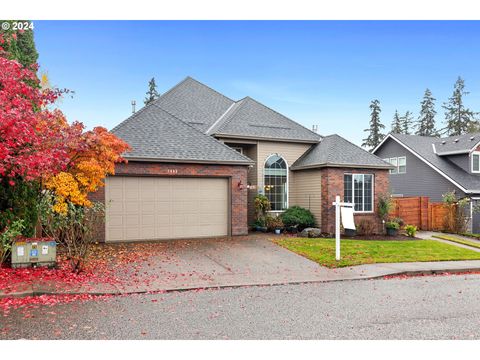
[{"left": 2, "top": 274, "right": 480, "bottom": 339}]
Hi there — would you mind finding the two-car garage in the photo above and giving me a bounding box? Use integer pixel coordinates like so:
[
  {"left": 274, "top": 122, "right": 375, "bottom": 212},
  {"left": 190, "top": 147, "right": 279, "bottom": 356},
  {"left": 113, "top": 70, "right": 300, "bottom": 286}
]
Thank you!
[{"left": 105, "top": 176, "right": 230, "bottom": 242}]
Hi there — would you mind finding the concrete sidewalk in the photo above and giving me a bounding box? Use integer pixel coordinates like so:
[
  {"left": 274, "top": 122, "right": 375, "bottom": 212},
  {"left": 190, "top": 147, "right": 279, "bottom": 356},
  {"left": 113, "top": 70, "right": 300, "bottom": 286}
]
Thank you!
[
  {"left": 3, "top": 235, "right": 480, "bottom": 298},
  {"left": 417, "top": 231, "right": 480, "bottom": 252}
]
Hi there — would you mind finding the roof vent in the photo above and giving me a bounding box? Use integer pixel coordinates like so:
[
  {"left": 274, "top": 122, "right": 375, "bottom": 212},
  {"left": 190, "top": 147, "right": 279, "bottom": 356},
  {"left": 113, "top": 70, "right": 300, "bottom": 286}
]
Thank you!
[
  {"left": 454, "top": 139, "right": 459, "bottom": 143},
  {"left": 441, "top": 141, "right": 446, "bottom": 144},
  {"left": 471, "top": 136, "right": 475, "bottom": 141},
  {"left": 312, "top": 125, "right": 318, "bottom": 133}
]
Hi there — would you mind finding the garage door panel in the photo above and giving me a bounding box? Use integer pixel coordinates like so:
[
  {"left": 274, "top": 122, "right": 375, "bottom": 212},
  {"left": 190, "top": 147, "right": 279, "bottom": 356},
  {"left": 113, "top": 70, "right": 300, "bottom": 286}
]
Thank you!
[{"left": 106, "top": 177, "right": 229, "bottom": 242}]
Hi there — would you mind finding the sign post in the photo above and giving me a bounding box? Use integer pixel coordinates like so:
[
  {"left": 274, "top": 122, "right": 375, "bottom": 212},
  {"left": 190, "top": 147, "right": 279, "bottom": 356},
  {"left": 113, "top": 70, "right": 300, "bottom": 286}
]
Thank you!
[{"left": 332, "top": 195, "right": 354, "bottom": 261}]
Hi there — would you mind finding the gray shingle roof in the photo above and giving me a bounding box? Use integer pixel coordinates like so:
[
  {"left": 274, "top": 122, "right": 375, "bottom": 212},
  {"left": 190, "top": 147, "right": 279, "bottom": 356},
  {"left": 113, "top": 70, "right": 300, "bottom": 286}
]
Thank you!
[
  {"left": 111, "top": 104, "right": 253, "bottom": 165},
  {"left": 388, "top": 133, "right": 480, "bottom": 192},
  {"left": 291, "top": 134, "right": 393, "bottom": 170},
  {"left": 209, "top": 96, "right": 321, "bottom": 143},
  {"left": 152, "top": 77, "right": 235, "bottom": 133},
  {"left": 433, "top": 132, "right": 480, "bottom": 155}
]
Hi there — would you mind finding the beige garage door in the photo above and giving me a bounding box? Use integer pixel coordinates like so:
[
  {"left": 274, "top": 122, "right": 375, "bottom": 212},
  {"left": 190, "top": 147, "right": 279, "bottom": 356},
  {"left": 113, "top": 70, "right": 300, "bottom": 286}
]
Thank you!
[{"left": 105, "top": 177, "right": 229, "bottom": 242}]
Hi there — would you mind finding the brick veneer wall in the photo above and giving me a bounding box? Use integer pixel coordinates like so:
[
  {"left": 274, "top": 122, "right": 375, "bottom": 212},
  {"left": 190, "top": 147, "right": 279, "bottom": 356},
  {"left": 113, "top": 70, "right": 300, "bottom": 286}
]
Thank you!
[
  {"left": 319, "top": 167, "right": 390, "bottom": 234},
  {"left": 91, "top": 161, "right": 249, "bottom": 242}
]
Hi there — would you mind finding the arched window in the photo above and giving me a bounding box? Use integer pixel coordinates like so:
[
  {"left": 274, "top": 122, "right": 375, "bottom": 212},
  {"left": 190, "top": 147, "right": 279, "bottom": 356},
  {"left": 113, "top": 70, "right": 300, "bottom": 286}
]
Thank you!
[{"left": 264, "top": 155, "right": 288, "bottom": 211}]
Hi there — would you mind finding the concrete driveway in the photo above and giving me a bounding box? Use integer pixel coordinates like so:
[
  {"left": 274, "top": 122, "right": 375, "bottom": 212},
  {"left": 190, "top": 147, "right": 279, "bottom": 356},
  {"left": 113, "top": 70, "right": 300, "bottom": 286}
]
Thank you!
[{"left": 116, "top": 234, "right": 336, "bottom": 292}]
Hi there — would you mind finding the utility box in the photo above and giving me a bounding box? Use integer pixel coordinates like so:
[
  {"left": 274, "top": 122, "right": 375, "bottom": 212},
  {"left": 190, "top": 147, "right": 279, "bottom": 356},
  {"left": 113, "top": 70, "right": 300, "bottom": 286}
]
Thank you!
[{"left": 11, "top": 238, "right": 57, "bottom": 268}]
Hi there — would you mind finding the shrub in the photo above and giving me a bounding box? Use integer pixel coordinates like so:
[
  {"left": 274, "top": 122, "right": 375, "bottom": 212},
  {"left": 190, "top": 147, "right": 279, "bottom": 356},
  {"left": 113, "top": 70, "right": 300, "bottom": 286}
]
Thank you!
[
  {"left": 0, "top": 219, "right": 24, "bottom": 266},
  {"left": 280, "top": 206, "right": 316, "bottom": 230},
  {"left": 254, "top": 194, "right": 270, "bottom": 219},
  {"left": 404, "top": 224, "right": 417, "bottom": 237},
  {"left": 390, "top": 217, "right": 404, "bottom": 227},
  {"left": 356, "top": 219, "right": 376, "bottom": 236},
  {"left": 267, "top": 216, "right": 284, "bottom": 230},
  {"left": 40, "top": 193, "right": 104, "bottom": 273},
  {"left": 385, "top": 221, "right": 400, "bottom": 230}
]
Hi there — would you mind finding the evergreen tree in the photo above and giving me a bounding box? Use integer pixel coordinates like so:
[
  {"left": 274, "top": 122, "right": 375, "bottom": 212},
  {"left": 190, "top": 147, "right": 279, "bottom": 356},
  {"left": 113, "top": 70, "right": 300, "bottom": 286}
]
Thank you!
[
  {"left": 401, "top": 110, "right": 413, "bottom": 135},
  {"left": 362, "top": 99, "right": 385, "bottom": 150},
  {"left": 391, "top": 110, "right": 403, "bottom": 133},
  {"left": 144, "top": 77, "right": 160, "bottom": 105},
  {"left": 0, "top": 20, "right": 38, "bottom": 69},
  {"left": 416, "top": 88, "right": 437, "bottom": 136},
  {"left": 443, "top": 77, "right": 477, "bottom": 136}
]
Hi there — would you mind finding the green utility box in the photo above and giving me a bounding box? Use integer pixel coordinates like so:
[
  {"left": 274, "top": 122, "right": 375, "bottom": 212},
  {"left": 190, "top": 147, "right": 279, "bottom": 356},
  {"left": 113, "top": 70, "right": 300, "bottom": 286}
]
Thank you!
[{"left": 11, "top": 238, "right": 57, "bottom": 268}]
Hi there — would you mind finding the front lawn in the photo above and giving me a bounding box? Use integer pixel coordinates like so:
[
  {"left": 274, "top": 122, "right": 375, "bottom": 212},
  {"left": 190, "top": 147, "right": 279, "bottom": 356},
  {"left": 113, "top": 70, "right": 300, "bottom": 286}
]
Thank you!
[{"left": 274, "top": 238, "right": 480, "bottom": 268}]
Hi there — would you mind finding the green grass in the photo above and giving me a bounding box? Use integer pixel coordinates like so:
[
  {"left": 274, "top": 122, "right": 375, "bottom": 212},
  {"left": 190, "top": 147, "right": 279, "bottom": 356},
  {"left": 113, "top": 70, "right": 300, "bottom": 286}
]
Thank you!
[
  {"left": 274, "top": 238, "right": 480, "bottom": 268},
  {"left": 432, "top": 234, "right": 480, "bottom": 250}
]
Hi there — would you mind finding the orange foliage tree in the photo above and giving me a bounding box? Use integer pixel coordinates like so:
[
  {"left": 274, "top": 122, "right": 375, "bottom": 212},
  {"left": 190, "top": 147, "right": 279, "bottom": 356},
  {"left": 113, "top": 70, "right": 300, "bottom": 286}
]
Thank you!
[{"left": 44, "top": 113, "right": 130, "bottom": 214}]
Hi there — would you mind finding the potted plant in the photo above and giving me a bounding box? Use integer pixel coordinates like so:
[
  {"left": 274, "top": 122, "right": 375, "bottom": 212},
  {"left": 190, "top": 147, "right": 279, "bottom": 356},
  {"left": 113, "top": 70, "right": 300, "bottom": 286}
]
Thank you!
[
  {"left": 253, "top": 218, "right": 267, "bottom": 232},
  {"left": 268, "top": 216, "right": 284, "bottom": 235},
  {"left": 385, "top": 220, "right": 400, "bottom": 236}
]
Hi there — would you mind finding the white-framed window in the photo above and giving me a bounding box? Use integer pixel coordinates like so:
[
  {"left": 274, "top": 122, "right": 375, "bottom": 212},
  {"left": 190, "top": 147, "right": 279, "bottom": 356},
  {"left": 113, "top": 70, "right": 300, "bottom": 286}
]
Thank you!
[
  {"left": 344, "top": 173, "right": 374, "bottom": 212},
  {"left": 264, "top": 155, "right": 288, "bottom": 211},
  {"left": 472, "top": 152, "right": 480, "bottom": 173},
  {"left": 383, "top": 156, "right": 406, "bottom": 174}
]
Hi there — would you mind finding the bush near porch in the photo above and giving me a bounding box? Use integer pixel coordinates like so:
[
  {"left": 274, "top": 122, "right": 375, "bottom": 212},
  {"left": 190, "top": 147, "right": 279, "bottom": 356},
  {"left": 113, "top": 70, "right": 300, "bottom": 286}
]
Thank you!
[{"left": 275, "top": 238, "right": 480, "bottom": 268}]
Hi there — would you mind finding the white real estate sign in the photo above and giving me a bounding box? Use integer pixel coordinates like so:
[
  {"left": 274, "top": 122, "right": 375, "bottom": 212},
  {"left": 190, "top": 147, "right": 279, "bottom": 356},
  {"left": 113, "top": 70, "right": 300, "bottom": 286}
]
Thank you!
[{"left": 332, "top": 195, "right": 354, "bottom": 261}]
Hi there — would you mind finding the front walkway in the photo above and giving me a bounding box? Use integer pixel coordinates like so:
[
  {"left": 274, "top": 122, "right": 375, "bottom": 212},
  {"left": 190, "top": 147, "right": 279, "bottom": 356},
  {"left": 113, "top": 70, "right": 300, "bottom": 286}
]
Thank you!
[
  {"left": 3, "top": 234, "right": 480, "bottom": 299},
  {"left": 417, "top": 231, "right": 480, "bottom": 252}
]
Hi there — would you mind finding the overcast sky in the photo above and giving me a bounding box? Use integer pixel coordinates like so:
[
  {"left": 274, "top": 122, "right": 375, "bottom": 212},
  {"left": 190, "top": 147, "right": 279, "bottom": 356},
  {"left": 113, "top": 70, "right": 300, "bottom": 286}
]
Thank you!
[{"left": 35, "top": 20, "right": 480, "bottom": 145}]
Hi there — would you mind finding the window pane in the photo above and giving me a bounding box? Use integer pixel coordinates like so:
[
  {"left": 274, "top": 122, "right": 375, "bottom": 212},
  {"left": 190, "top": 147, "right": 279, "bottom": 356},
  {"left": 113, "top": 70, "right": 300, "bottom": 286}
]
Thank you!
[
  {"left": 364, "top": 174, "right": 373, "bottom": 211},
  {"left": 264, "top": 155, "right": 287, "bottom": 211},
  {"left": 390, "top": 157, "right": 398, "bottom": 174},
  {"left": 473, "top": 154, "right": 480, "bottom": 172},
  {"left": 353, "top": 174, "right": 364, "bottom": 211},
  {"left": 398, "top": 157, "right": 406, "bottom": 173},
  {"left": 344, "top": 174, "right": 352, "bottom": 204}
]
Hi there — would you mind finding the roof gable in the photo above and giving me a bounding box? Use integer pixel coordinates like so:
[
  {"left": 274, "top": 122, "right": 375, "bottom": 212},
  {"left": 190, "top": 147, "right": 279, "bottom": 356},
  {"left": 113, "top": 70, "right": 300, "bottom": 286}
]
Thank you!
[
  {"left": 111, "top": 103, "right": 253, "bottom": 165},
  {"left": 291, "top": 134, "right": 392, "bottom": 170},
  {"left": 210, "top": 96, "right": 321, "bottom": 143}
]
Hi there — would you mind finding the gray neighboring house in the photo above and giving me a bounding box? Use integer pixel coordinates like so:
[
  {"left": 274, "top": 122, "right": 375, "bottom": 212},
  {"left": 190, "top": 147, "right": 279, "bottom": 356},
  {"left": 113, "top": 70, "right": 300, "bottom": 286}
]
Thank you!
[
  {"left": 95, "top": 77, "right": 392, "bottom": 243},
  {"left": 373, "top": 132, "right": 480, "bottom": 232}
]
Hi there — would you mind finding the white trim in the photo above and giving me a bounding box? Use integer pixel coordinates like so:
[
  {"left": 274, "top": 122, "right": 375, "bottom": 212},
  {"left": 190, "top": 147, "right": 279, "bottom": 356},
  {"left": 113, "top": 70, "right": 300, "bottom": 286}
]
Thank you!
[
  {"left": 432, "top": 143, "right": 437, "bottom": 154},
  {"left": 471, "top": 151, "right": 480, "bottom": 173},
  {"left": 372, "top": 133, "right": 476, "bottom": 193},
  {"left": 263, "top": 153, "right": 289, "bottom": 211}
]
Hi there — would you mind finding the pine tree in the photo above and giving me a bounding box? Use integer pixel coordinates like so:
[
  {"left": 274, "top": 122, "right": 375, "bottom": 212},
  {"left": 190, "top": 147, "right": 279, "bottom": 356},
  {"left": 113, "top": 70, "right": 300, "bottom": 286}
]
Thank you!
[
  {"left": 401, "top": 111, "right": 413, "bottom": 135},
  {"left": 443, "top": 77, "right": 477, "bottom": 136},
  {"left": 362, "top": 99, "right": 385, "bottom": 150},
  {"left": 391, "top": 110, "right": 403, "bottom": 133},
  {"left": 0, "top": 20, "right": 38, "bottom": 69},
  {"left": 144, "top": 77, "right": 160, "bottom": 105},
  {"left": 416, "top": 88, "right": 437, "bottom": 136}
]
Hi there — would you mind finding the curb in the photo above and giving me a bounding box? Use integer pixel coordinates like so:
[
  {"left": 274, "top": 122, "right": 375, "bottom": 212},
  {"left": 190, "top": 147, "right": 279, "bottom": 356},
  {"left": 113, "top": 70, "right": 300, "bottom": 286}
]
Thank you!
[{"left": 2, "top": 266, "right": 480, "bottom": 299}]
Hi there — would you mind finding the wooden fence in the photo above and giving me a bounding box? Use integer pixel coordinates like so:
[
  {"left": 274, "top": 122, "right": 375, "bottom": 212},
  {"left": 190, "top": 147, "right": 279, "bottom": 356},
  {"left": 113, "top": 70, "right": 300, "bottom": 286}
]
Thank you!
[{"left": 389, "top": 196, "right": 447, "bottom": 231}]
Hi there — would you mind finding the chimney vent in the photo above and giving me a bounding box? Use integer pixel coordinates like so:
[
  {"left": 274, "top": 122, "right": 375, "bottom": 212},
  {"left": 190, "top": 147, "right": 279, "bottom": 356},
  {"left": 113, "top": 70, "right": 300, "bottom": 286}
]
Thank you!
[
  {"left": 131, "top": 100, "right": 136, "bottom": 114},
  {"left": 312, "top": 125, "right": 318, "bottom": 133}
]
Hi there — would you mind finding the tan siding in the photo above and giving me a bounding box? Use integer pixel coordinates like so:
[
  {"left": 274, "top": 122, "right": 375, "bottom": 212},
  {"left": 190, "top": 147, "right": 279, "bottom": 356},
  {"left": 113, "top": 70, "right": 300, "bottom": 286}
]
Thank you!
[
  {"left": 257, "top": 141, "right": 312, "bottom": 209},
  {"left": 290, "top": 170, "right": 322, "bottom": 224}
]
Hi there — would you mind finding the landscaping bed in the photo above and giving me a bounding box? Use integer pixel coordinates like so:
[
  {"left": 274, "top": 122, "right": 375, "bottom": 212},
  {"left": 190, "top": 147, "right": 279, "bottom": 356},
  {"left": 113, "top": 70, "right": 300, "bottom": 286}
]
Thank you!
[{"left": 274, "top": 237, "right": 480, "bottom": 268}]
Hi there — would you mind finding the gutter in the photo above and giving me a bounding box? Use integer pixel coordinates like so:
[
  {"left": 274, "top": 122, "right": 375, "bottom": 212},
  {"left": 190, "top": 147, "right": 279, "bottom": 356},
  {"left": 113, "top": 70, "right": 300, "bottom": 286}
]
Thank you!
[
  {"left": 290, "top": 163, "right": 394, "bottom": 171},
  {"left": 124, "top": 156, "right": 254, "bottom": 166}
]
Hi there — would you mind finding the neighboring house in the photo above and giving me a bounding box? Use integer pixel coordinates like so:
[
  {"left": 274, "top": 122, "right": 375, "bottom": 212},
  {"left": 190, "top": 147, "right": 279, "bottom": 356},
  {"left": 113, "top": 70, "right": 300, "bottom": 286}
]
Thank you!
[
  {"left": 95, "top": 77, "right": 392, "bottom": 242},
  {"left": 373, "top": 132, "right": 480, "bottom": 233}
]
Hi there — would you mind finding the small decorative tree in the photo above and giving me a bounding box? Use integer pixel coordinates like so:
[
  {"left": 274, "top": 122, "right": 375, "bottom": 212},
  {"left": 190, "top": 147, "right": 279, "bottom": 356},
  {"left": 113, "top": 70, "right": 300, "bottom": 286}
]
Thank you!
[
  {"left": 377, "top": 193, "right": 394, "bottom": 233},
  {"left": 442, "top": 191, "right": 470, "bottom": 234},
  {"left": 254, "top": 194, "right": 271, "bottom": 221}
]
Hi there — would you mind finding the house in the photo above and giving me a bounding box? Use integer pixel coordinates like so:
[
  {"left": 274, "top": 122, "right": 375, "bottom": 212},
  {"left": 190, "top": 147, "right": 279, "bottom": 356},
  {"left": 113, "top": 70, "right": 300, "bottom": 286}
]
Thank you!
[
  {"left": 373, "top": 132, "right": 480, "bottom": 233},
  {"left": 94, "top": 77, "right": 392, "bottom": 242}
]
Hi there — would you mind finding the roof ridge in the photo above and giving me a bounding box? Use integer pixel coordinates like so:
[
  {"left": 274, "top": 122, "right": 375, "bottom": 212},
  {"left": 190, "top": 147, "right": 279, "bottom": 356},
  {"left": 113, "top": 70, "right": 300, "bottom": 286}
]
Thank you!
[
  {"left": 151, "top": 103, "right": 253, "bottom": 163},
  {"left": 243, "top": 96, "right": 322, "bottom": 140},
  {"left": 150, "top": 76, "right": 191, "bottom": 107},
  {"left": 210, "top": 97, "right": 249, "bottom": 135},
  {"left": 184, "top": 76, "right": 235, "bottom": 102}
]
